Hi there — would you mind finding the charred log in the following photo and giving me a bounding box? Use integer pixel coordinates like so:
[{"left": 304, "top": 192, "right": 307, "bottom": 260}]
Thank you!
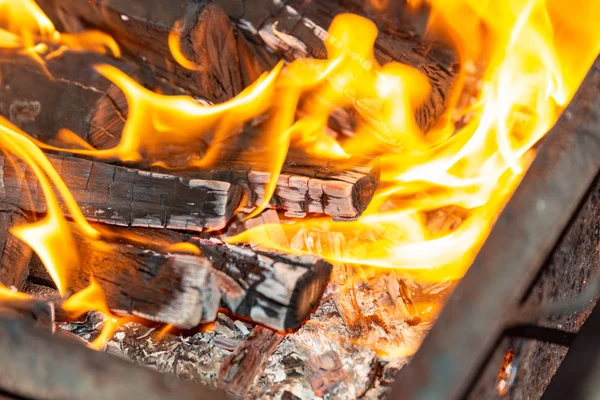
[
  {"left": 0, "top": 153, "right": 242, "bottom": 231},
  {"left": 25, "top": 225, "right": 332, "bottom": 331},
  {"left": 214, "top": 0, "right": 457, "bottom": 132},
  {"left": 36, "top": 0, "right": 274, "bottom": 103},
  {"left": 183, "top": 156, "right": 380, "bottom": 220},
  {"left": 192, "top": 237, "right": 333, "bottom": 331}
]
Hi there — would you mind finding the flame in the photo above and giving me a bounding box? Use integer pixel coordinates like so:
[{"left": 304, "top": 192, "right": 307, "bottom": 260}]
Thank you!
[
  {"left": 168, "top": 20, "right": 204, "bottom": 71},
  {"left": 0, "top": 0, "right": 597, "bottom": 357},
  {"left": 0, "top": 0, "right": 119, "bottom": 60}
]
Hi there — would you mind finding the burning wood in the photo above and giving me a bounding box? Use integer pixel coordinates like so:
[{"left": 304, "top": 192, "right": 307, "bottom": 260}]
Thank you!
[
  {"left": 218, "top": 325, "right": 284, "bottom": 396},
  {"left": 0, "top": 152, "right": 242, "bottom": 231},
  {"left": 214, "top": 0, "right": 457, "bottom": 132},
  {"left": 0, "top": 204, "right": 32, "bottom": 289},
  {"left": 35, "top": 0, "right": 274, "bottom": 103},
  {"left": 24, "top": 223, "right": 333, "bottom": 330}
]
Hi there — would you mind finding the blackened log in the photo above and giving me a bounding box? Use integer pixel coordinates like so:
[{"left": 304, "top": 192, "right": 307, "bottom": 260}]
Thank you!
[
  {"left": 23, "top": 222, "right": 221, "bottom": 329},
  {"left": 218, "top": 325, "right": 284, "bottom": 396},
  {"left": 214, "top": 0, "right": 457, "bottom": 132},
  {"left": 0, "top": 50, "right": 135, "bottom": 145},
  {"left": 26, "top": 226, "right": 333, "bottom": 331},
  {"left": 192, "top": 238, "right": 333, "bottom": 331},
  {"left": 69, "top": 231, "right": 220, "bottom": 328},
  {"left": 185, "top": 157, "right": 380, "bottom": 220},
  {"left": 36, "top": 0, "right": 274, "bottom": 103},
  {"left": 0, "top": 153, "right": 242, "bottom": 231},
  {"left": 0, "top": 316, "right": 230, "bottom": 400},
  {"left": 0, "top": 51, "right": 379, "bottom": 220},
  {"left": 0, "top": 205, "right": 32, "bottom": 289}
]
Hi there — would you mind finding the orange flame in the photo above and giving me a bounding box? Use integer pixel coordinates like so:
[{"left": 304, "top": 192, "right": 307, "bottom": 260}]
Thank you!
[
  {"left": 230, "top": 1, "right": 600, "bottom": 285},
  {"left": 0, "top": 0, "right": 119, "bottom": 60}
]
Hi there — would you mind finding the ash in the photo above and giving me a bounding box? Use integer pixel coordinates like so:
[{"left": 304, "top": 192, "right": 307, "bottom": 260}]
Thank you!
[{"left": 58, "top": 269, "right": 444, "bottom": 399}]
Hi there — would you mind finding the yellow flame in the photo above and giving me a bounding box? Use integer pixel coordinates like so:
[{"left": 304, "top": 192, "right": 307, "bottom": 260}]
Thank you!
[
  {"left": 0, "top": 0, "right": 119, "bottom": 59},
  {"left": 168, "top": 19, "right": 204, "bottom": 71},
  {"left": 231, "top": 1, "right": 600, "bottom": 287}
]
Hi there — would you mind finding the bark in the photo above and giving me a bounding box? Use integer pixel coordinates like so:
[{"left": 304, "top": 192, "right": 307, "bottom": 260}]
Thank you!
[
  {"left": 214, "top": 0, "right": 457, "bottom": 132},
  {"left": 218, "top": 325, "right": 284, "bottom": 396},
  {"left": 36, "top": 0, "right": 274, "bottom": 103},
  {"left": 0, "top": 152, "right": 242, "bottom": 231}
]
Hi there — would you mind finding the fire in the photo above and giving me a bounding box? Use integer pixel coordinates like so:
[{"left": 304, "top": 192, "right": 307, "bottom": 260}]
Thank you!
[
  {"left": 231, "top": 0, "right": 600, "bottom": 283},
  {"left": 0, "top": 0, "right": 119, "bottom": 63},
  {"left": 0, "top": 0, "right": 598, "bottom": 357}
]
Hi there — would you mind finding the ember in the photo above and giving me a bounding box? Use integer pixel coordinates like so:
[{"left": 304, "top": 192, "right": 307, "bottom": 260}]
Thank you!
[{"left": 0, "top": 0, "right": 598, "bottom": 399}]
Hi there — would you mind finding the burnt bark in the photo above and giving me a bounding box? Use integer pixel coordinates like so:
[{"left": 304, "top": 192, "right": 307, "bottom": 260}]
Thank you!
[
  {"left": 218, "top": 325, "right": 284, "bottom": 396},
  {"left": 36, "top": 0, "right": 274, "bottom": 103},
  {"left": 214, "top": 0, "right": 457, "bottom": 132},
  {"left": 0, "top": 153, "right": 242, "bottom": 231},
  {"left": 25, "top": 226, "right": 333, "bottom": 331}
]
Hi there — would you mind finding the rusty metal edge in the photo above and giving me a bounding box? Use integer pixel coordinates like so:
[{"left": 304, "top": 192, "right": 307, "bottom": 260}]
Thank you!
[
  {"left": 388, "top": 56, "right": 600, "bottom": 400},
  {"left": 0, "top": 316, "right": 233, "bottom": 400}
]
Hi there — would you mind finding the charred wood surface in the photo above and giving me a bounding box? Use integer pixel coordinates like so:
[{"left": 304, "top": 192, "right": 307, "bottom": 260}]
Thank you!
[
  {"left": 0, "top": 205, "right": 32, "bottom": 290},
  {"left": 184, "top": 157, "right": 380, "bottom": 220},
  {"left": 0, "top": 153, "right": 242, "bottom": 231},
  {"left": 214, "top": 0, "right": 457, "bottom": 132},
  {"left": 192, "top": 237, "right": 333, "bottom": 331},
  {"left": 0, "top": 316, "right": 229, "bottom": 400},
  {"left": 69, "top": 230, "right": 221, "bottom": 329},
  {"left": 37, "top": 0, "right": 274, "bottom": 103},
  {"left": 25, "top": 226, "right": 333, "bottom": 331},
  {"left": 218, "top": 325, "right": 284, "bottom": 396}
]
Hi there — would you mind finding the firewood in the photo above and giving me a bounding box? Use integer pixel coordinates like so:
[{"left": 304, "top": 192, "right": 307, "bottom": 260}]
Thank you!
[
  {"left": 71, "top": 233, "right": 221, "bottom": 329},
  {"left": 0, "top": 205, "right": 32, "bottom": 289},
  {"left": 185, "top": 156, "right": 380, "bottom": 220},
  {"left": 218, "top": 325, "right": 284, "bottom": 396},
  {"left": 0, "top": 50, "right": 379, "bottom": 221},
  {"left": 0, "top": 152, "right": 242, "bottom": 231},
  {"left": 25, "top": 226, "right": 333, "bottom": 331},
  {"left": 23, "top": 221, "right": 221, "bottom": 329},
  {"left": 213, "top": 0, "right": 457, "bottom": 132},
  {"left": 192, "top": 237, "right": 333, "bottom": 331},
  {"left": 36, "top": 0, "right": 274, "bottom": 104}
]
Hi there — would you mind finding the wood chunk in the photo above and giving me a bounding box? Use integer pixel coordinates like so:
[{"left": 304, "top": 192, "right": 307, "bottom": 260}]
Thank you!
[
  {"left": 243, "top": 209, "right": 289, "bottom": 249},
  {"left": 0, "top": 153, "right": 242, "bottom": 231},
  {"left": 0, "top": 50, "right": 136, "bottom": 144},
  {"left": 192, "top": 238, "right": 333, "bottom": 331},
  {"left": 218, "top": 325, "right": 284, "bottom": 396},
  {"left": 188, "top": 157, "right": 380, "bottom": 220},
  {"left": 69, "top": 224, "right": 221, "bottom": 329},
  {"left": 36, "top": 0, "right": 274, "bottom": 103},
  {"left": 25, "top": 225, "right": 332, "bottom": 330},
  {"left": 305, "top": 351, "right": 348, "bottom": 397},
  {"left": 215, "top": 0, "right": 457, "bottom": 132},
  {"left": 0, "top": 205, "right": 32, "bottom": 289}
]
